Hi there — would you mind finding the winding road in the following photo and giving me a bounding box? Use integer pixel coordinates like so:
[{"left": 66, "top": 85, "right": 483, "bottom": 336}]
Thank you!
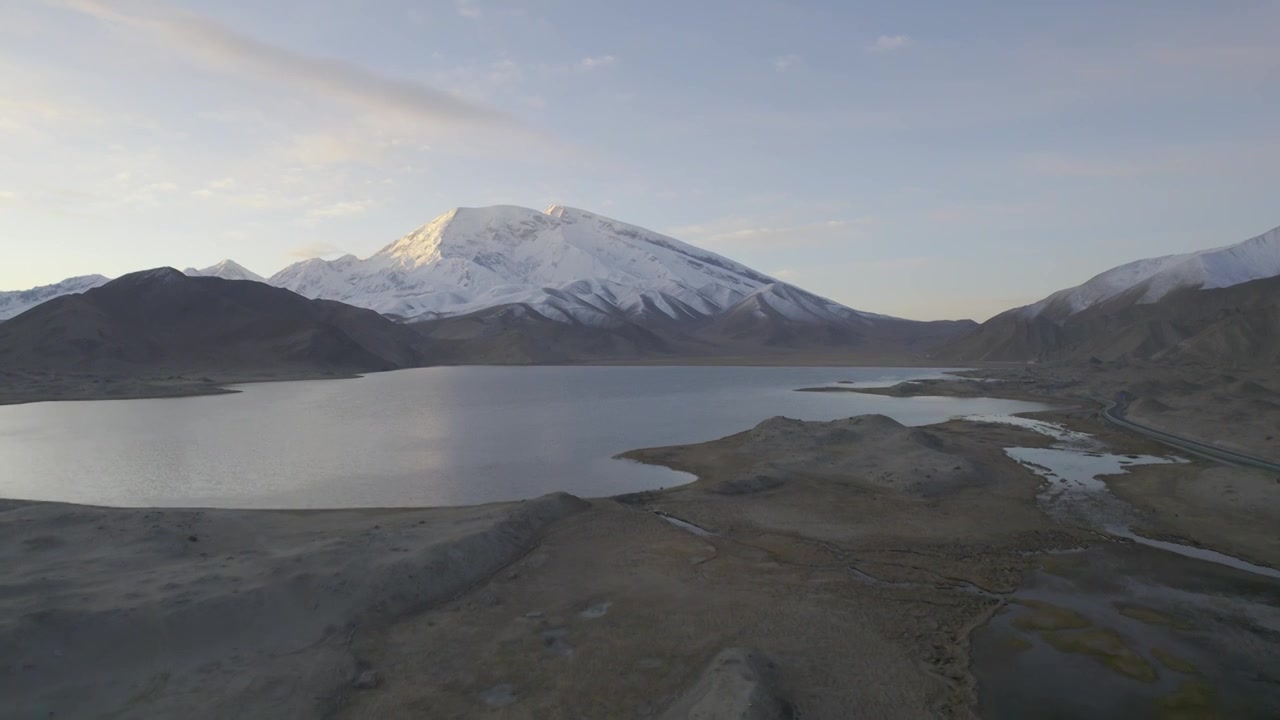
[{"left": 1101, "top": 398, "right": 1280, "bottom": 474}]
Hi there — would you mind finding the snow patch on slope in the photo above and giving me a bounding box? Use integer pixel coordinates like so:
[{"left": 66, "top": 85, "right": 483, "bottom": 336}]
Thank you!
[
  {"left": 1023, "top": 225, "right": 1280, "bottom": 321},
  {"left": 731, "top": 283, "right": 879, "bottom": 325}
]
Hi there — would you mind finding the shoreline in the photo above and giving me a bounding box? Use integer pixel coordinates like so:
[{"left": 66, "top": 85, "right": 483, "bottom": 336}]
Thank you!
[
  {"left": 0, "top": 359, "right": 979, "bottom": 406},
  {"left": 5, "top": 367, "right": 1278, "bottom": 717},
  {"left": 0, "top": 368, "right": 372, "bottom": 407}
]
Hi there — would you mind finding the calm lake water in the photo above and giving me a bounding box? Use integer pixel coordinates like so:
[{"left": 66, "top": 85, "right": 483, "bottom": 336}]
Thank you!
[{"left": 0, "top": 366, "right": 1052, "bottom": 509}]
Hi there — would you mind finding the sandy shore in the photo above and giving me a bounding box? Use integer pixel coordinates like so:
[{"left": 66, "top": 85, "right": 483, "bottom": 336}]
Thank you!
[
  {"left": 0, "top": 368, "right": 374, "bottom": 406},
  {"left": 5, "top": 368, "right": 1279, "bottom": 718}
]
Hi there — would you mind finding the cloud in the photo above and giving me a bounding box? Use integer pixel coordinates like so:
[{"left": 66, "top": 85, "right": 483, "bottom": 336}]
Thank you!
[
  {"left": 865, "top": 35, "right": 912, "bottom": 54},
  {"left": 0, "top": 191, "right": 16, "bottom": 204},
  {"left": 50, "top": 0, "right": 520, "bottom": 131},
  {"left": 670, "top": 218, "right": 868, "bottom": 247},
  {"left": 773, "top": 54, "right": 802, "bottom": 72},
  {"left": 191, "top": 177, "right": 237, "bottom": 197},
  {"left": 454, "top": 0, "right": 482, "bottom": 19},
  {"left": 578, "top": 55, "right": 616, "bottom": 71},
  {"left": 288, "top": 241, "right": 349, "bottom": 259},
  {"left": 117, "top": 180, "right": 179, "bottom": 206},
  {"left": 308, "top": 199, "right": 373, "bottom": 218}
]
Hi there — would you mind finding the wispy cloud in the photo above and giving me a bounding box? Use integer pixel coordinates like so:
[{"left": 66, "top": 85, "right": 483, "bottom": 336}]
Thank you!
[
  {"left": 865, "top": 35, "right": 913, "bottom": 54},
  {"left": 454, "top": 0, "right": 482, "bottom": 19},
  {"left": 192, "top": 177, "right": 237, "bottom": 197},
  {"left": 773, "top": 54, "right": 802, "bottom": 72},
  {"left": 670, "top": 218, "right": 869, "bottom": 247},
  {"left": 116, "top": 178, "right": 179, "bottom": 207},
  {"left": 49, "top": 0, "right": 520, "bottom": 131},
  {"left": 578, "top": 55, "right": 616, "bottom": 71},
  {"left": 308, "top": 199, "right": 373, "bottom": 219}
]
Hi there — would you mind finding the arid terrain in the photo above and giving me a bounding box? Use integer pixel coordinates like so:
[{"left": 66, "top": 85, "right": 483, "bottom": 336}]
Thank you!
[{"left": 6, "top": 367, "right": 1279, "bottom": 719}]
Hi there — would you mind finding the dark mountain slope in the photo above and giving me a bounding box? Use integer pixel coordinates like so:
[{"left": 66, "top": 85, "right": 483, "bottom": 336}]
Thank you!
[
  {"left": 0, "top": 268, "right": 429, "bottom": 377},
  {"left": 411, "top": 303, "right": 674, "bottom": 364},
  {"left": 939, "top": 275, "right": 1280, "bottom": 366},
  {"left": 411, "top": 285, "right": 978, "bottom": 364}
]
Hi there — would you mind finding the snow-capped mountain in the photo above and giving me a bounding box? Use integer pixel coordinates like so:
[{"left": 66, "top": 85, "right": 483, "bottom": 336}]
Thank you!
[
  {"left": 0, "top": 274, "right": 109, "bottom": 321},
  {"left": 939, "top": 223, "right": 1280, "bottom": 362},
  {"left": 183, "top": 259, "right": 265, "bottom": 283},
  {"left": 269, "top": 204, "right": 881, "bottom": 326},
  {"left": 1023, "top": 225, "right": 1280, "bottom": 321}
]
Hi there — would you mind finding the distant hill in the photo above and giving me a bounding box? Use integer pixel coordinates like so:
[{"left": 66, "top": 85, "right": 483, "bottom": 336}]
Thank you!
[
  {"left": 940, "top": 274, "right": 1280, "bottom": 366},
  {"left": 0, "top": 268, "right": 429, "bottom": 378}
]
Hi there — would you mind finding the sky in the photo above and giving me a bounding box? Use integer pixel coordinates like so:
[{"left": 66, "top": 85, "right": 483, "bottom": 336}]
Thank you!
[{"left": 1, "top": 0, "right": 1277, "bottom": 321}]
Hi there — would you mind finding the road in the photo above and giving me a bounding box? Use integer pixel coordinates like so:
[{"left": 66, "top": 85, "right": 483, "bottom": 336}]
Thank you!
[{"left": 1101, "top": 398, "right": 1280, "bottom": 474}]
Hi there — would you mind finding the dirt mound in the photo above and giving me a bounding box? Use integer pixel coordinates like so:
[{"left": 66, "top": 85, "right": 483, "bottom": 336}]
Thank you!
[
  {"left": 633, "top": 415, "right": 985, "bottom": 501},
  {"left": 659, "top": 648, "right": 792, "bottom": 720},
  {"left": 1226, "top": 380, "right": 1280, "bottom": 399},
  {"left": 711, "top": 474, "right": 786, "bottom": 496},
  {"left": 1130, "top": 397, "right": 1173, "bottom": 415}
]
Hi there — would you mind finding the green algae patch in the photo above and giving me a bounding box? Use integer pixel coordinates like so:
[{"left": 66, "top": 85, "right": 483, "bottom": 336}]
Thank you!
[
  {"left": 1157, "top": 680, "right": 1222, "bottom": 719},
  {"left": 1002, "top": 634, "right": 1034, "bottom": 653},
  {"left": 1011, "top": 599, "right": 1092, "bottom": 632},
  {"left": 1115, "top": 602, "right": 1195, "bottom": 630},
  {"left": 1042, "top": 628, "right": 1157, "bottom": 683},
  {"left": 1151, "top": 647, "right": 1199, "bottom": 675}
]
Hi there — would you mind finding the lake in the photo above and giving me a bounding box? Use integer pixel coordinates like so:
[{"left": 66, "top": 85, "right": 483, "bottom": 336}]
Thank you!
[{"left": 0, "top": 366, "right": 1052, "bottom": 508}]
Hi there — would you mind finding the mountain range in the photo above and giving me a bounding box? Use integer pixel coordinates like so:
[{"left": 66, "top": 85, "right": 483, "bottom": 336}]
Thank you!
[
  {"left": 0, "top": 205, "right": 975, "bottom": 362},
  {"left": 2, "top": 207, "right": 1277, "bottom": 368}
]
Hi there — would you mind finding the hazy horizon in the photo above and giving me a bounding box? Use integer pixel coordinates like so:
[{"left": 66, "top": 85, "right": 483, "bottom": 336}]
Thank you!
[{"left": 2, "top": 1, "right": 1277, "bottom": 321}]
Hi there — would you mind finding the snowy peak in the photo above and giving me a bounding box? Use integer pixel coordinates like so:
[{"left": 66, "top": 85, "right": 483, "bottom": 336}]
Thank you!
[
  {"left": 0, "top": 274, "right": 110, "bottom": 321},
  {"left": 269, "top": 204, "right": 809, "bottom": 323},
  {"left": 184, "top": 259, "right": 266, "bottom": 283},
  {"left": 1023, "top": 224, "right": 1280, "bottom": 321}
]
